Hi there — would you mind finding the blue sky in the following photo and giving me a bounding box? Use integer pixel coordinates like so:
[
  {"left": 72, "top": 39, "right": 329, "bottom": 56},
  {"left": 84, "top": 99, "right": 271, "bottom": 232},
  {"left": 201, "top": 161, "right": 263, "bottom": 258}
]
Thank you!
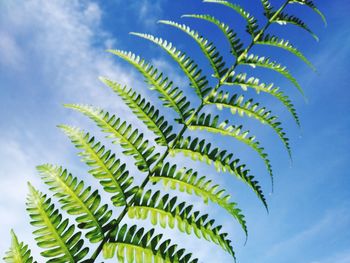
[{"left": 0, "top": 0, "right": 349, "bottom": 262}]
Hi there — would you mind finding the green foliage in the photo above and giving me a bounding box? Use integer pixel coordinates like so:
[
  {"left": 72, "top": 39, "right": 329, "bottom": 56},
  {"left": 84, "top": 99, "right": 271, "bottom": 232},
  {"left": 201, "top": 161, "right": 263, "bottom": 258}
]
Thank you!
[
  {"left": 26, "top": 184, "right": 89, "bottom": 262},
  {"left": 37, "top": 164, "right": 113, "bottom": 243},
  {"left": 5, "top": 0, "right": 324, "bottom": 262},
  {"left": 103, "top": 225, "right": 198, "bottom": 263},
  {"left": 3, "top": 231, "right": 36, "bottom": 263},
  {"left": 128, "top": 189, "right": 235, "bottom": 257}
]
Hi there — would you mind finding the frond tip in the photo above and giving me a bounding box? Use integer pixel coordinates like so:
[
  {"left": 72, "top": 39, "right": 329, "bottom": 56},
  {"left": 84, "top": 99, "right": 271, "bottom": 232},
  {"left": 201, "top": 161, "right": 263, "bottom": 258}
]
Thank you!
[
  {"left": 3, "top": 230, "right": 36, "bottom": 263},
  {"left": 103, "top": 224, "right": 198, "bottom": 262}
]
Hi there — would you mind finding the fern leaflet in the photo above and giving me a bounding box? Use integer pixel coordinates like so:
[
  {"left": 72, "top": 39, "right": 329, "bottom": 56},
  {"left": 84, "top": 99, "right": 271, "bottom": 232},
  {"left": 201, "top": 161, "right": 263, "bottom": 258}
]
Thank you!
[
  {"left": 65, "top": 104, "right": 160, "bottom": 173},
  {"left": 104, "top": 224, "right": 198, "bottom": 263},
  {"left": 128, "top": 189, "right": 235, "bottom": 258},
  {"left": 150, "top": 162, "right": 248, "bottom": 237},
  {"left": 170, "top": 136, "right": 267, "bottom": 209},
  {"left": 59, "top": 125, "right": 136, "bottom": 207},
  {"left": 100, "top": 77, "right": 176, "bottom": 146},
  {"left": 26, "top": 184, "right": 89, "bottom": 262},
  {"left": 37, "top": 164, "right": 113, "bottom": 243}
]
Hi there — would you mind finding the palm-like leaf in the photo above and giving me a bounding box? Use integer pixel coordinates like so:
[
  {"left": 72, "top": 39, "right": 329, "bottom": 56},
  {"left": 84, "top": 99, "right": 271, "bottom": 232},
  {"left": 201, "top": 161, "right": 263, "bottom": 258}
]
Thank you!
[
  {"left": 108, "top": 49, "right": 193, "bottom": 122},
  {"left": 206, "top": 91, "right": 291, "bottom": 157},
  {"left": 239, "top": 53, "right": 303, "bottom": 95},
  {"left": 3, "top": 231, "right": 36, "bottom": 263},
  {"left": 224, "top": 72, "right": 300, "bottom": 126},
  {"left": 130, "top": 32, "right": 211, "bottom": 99},
  {"left": 65, "top": 104, "right": 160, "bottom": 172},
  {"left": 150, "top": 162, "right": 248, "bottom": 237},
  {"left": 60, "top": 125, "right": 136, "bottom": 207},
  {"left": 203, "top": 0, "right": 259, "bottom": 37},
  {"left": 100, "top": 77, "right": 176, "bottom": 146},
  {"left": 104, "top": 224, "right": 198, "bottom": 263},
  {"left": 170, "top": 136, "right": 267, "bottom": 209},
  {"left": 158, "top": 20, "right": 228, "bottom": 79},
  {"left": 26, "top": 184, "right": 89, "bottom": 262},
  {"left": 182, "top": 14, "right": 244, "bottom": 58},
  {"left": 37, "top": 164, "right": 113, "bottom": 243},
  {"left": 256, "top": 34, "right": 315, "bottom": 71},
  {"left": 128, "top": 189, "right": 235, "bottom": 258},
  {"left": 189, "top": 113, "right": 273, "bottom": 183}
]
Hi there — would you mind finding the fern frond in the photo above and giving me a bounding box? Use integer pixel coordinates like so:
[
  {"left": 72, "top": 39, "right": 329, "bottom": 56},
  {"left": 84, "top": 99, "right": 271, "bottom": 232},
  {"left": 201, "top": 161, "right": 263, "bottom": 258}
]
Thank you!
[
  {"left": 182, "top": 14, "right": 244, "bottom": 58},
  {"left": 103, "top": 224, "right": 198, "bottom": 262},
  {"left": 150, "top": 162, "right": 248, "bottom": 237},
  {"left": 128, "top": 189, "right": 235, "bottom": 258},
  {"left": 108, "top": 49, "right": 193, "bottom": 122},
  {"left": 65, "top": 104, "right": 160, "bottom": 172},
  {"left": 239, "top": 53, "right": 303, "bottom": 95},
  {"left": 289, "top": 0, "right": 327, "bottom": 26},
  {"left": 189, "top": 113, "right": 273, "bottom": 183},
  {"left": 224, "top": 72, "right": 300, "bottom": 126},
  {"left": 26, "top": 184, "right": 89, "bottom": 262},
  {"left": 37, "top": 164, "right": 113, "bottom": 243},
  {"left": 170, "top": 136, "right": 267, "bottom": 209},
  {"left": 3, "top": 230, "right": 36, "bottom": 263},
  {"left": 203, "top": 0, "right": 259, "bottom": 37},
  {"left": 158, "top": 20, "right": 228, "bottom": 79},
  {"left": 130, "top": 32, "right": 211, "bottom": 99},
  {"left": 99, "top": 77, "right": 176, "bottom": 146},
  {"left": 206, "top": 91, "right": 291, "bottom": 157},
  {"left": 59, "top": 125, "right": 136, "bottom": 207},
  {"left": 269, "top": 11, "right": 319, "bottom": 41},
  {"left": 256, "top": 34, "right": 315, "bottom": 71},
  {"left": 260, "top": 0, "right": 273, "bottom": 17}
]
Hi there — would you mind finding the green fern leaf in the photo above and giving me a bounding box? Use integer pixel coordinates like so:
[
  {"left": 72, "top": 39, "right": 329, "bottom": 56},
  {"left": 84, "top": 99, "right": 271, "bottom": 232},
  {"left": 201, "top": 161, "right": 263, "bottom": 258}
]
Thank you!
[
  {"left": 203, "top": 0, "right": 259, "bottom": 37},
  {"left": 170, "top": 136, "right": 267, "bottom": 209},
  {"left": 150, "top": 162, "right": 248, "bottom": 237},
  {"left": 128, "top": 189, "right": 235, "bottom": 258},
  {"left": 99, "top": 77, "right": 176, "bottom": 146},
  {"left": 269, "top": 11, "right": 319, "bottom": 41},
  {"left": 189, "top": 113, "right": 273, "bottom": 184},
  {"left": 158, "top": 20, "right": 228, "bottom": 79},
  {"left": 3, "top": 230, "right": 36, "bottom": 263},
  {"left": 256, "top": 34, "right": 315, "bottom": 71},
  {"left": 239, "top": 53, "right": 303, "bottom": 95},
  {"left": 224, "top": 72, "right": 300, "bottom": 126},
  {"left": 260, "top": 0, "right": 273, "bottom": 16},
  {"left": 182, "top": 14, "right": 244, "bottom": 58},
  {"left": 65, "top": 104, "right": 160, "bottom": 172},
  {"left": 289, "top": 0, "right": 327, "bottom": 26},
  {"left": 108, "top": 49, "right": 194, "bottom": 122},
  {"left": 37, "top": 164, "right": 113, "bottom": 243},
  {"left": 26, "top": 184, "right": 89, "bottom": 262},
  {"left": 59, "top": 125, "right": 136, "bottom": 207},
  {"left": 130, "top": 32, "right": 211, "bottom": 99},
  {"left": 206, "top": 91, "right": 291, "bottom": 157},
  {"left": 104, "top": 224, "right": 198, "bottom": 262}
]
